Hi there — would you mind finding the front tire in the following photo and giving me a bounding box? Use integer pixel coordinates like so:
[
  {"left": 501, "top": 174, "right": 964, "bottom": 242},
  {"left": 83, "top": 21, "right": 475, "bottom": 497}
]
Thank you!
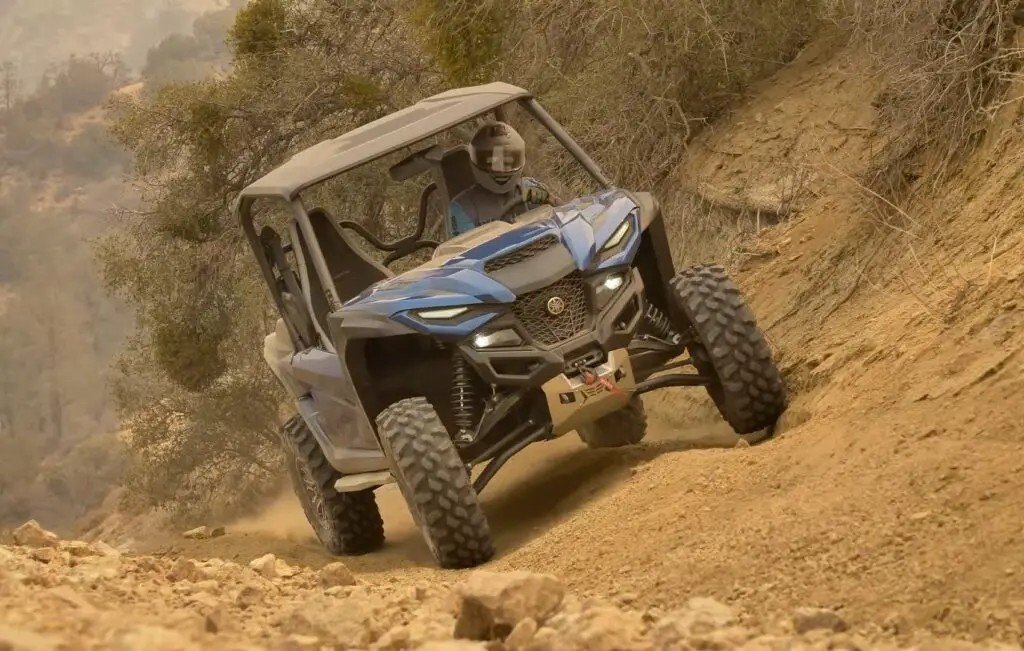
[
  {"left": 576, "top": 397, "right": 648, "bottom": 448},
  {"left": 375, "top": 397, "right": 493, "bottom": 569},
  {"left": 281, "top": 414, "right": 385, "bottom": 555},
  {"left": 668, "top": 264, "right": 788, "bottom": 436}
]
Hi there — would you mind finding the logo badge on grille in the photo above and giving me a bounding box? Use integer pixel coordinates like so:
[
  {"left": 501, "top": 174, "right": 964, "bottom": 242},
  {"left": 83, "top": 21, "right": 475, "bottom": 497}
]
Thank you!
[{"left": 546, "top": 296, "right": 566, "bottom": 316}]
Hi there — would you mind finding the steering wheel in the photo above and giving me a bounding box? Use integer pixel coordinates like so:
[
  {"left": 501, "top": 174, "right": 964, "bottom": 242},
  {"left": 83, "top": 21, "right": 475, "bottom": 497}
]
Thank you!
[
  {"left": 336, "top": 183, "right": 441, "bottom": 267},
  {"left": 495, "top": 191, "right": 554, "bottom": 224}
]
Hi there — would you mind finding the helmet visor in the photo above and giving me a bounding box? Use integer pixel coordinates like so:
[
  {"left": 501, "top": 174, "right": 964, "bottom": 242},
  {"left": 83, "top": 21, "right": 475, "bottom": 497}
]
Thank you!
[{"left": 476, "top": 144, "right": 525, "bottom": 175}]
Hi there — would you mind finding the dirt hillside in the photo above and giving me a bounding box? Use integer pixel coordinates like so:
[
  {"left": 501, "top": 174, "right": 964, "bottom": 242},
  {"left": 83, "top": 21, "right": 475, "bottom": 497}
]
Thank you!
[{"left": 33, "top": 30, "right": 1024, "bottom": 651}]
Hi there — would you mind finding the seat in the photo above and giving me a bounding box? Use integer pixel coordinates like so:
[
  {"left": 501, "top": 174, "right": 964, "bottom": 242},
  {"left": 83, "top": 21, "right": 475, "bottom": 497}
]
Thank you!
[
  {"left": 440, "top": 145, "right": 476, "bottom": 202},
  {"left": 308, "top": 207, "right": 394, "bottom": 303},
  {"left": 291, "top": 208, "right": 394, "bottom": 341}
]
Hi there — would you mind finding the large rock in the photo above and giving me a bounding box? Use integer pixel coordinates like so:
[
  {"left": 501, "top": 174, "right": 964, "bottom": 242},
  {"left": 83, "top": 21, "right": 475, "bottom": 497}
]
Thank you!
[
  {"left": 452, "top": 571, "right": 566, "bottom": 641},
  {"left": 62, "top": 541, "right": 99, "bottom": 558},
  {"left": 182, "top": 526, "right": 210, "bottom": 540},
  {"left": 167, "top": 558, "right": 202, "bottom": 583},
  {"left": 248, "top": 553, "right": 278, "bottom": 579},
  {"left": 29, "top": 548, "right": 55, "bottom": 564},
  {"left": 372, "top": 611, "right": 457, "bottom": 651},
  {"left": 275, "top": 558, "right": 301, "bottom": 578},
  {"left": 792, "top": 607, "right": 849, "bottom": 634},
  {"left": 12, "top": 520, "right": 59, "bottom": 548},
  {"left": 318, "top": 561, "right": 356, "bottom": 588},
  {"left": 275, "top": 595, "right": 379, "bottom": 646},
  {"left": 554, "top": 606, "right": 653, "bottom": 651}
]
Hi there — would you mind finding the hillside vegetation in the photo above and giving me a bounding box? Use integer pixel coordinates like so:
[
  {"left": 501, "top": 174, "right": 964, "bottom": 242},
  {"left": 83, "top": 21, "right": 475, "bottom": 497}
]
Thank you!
[
  {"left": 97, "top": 0, "right": 1024, "bottom": 527},
  {"left": 0, "top": 1, "right": 241, "bottom": 533},
  {"left": 0, "top": 55, "right": 134, "bottom": 531}
]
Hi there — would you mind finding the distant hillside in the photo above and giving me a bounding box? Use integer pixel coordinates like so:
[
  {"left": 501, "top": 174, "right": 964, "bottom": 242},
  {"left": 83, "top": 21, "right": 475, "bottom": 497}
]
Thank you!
[
  {"left": 0, "top": 0, "right": 239, "bottom": 534},
  {"left": 0, "top": 0, "right": 227, "bottom": 90}
]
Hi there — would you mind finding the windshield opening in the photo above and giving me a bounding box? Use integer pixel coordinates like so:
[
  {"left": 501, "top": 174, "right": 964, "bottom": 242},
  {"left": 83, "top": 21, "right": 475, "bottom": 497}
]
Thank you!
[{"left": 293, "top": 103, "right": 600, "bottom": 273}]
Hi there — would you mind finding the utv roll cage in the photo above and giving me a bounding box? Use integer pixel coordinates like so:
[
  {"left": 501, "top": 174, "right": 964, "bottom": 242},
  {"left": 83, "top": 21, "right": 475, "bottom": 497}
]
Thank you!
[{"left": 235, "top": 83, "right": 612, "bottom": 354}]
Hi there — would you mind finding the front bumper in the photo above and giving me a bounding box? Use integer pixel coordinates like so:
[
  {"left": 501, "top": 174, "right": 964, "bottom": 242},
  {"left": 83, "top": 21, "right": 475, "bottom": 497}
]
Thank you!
[
  {"left": 541, "top": 348, "right": 637, "bottom": 436},
  {"left": 457, "top": 267, "right": 646, "bottom": 387}
]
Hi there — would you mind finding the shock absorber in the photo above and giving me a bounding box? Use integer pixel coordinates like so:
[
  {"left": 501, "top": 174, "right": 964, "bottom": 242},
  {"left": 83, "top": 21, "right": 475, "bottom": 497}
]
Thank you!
[
  {"left": 451, "top": 352, "right": 477, "bottom": 444},
  {"left": 644, "top": 304, "right": 684, "bottom": 346}
]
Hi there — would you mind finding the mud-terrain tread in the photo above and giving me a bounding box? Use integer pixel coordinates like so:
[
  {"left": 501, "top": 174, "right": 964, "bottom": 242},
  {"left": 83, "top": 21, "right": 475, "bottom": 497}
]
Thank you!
[
  {"left": 576, "top": 396, "right": 649, "bottom": 449},
  {"left": 376, "top": 398, "right": 493, "bottom": 569},
  {"left": 668, "top": 264, "right": 788, "bottom": 435},
  {"left": 281, "top": 414, "right": 384, "bottom": 555}
]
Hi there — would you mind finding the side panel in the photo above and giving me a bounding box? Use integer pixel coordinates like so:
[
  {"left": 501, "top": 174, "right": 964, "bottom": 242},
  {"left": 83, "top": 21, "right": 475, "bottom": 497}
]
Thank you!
[{"left": 289, "top": 348, "right": 388, "bottom": 474}]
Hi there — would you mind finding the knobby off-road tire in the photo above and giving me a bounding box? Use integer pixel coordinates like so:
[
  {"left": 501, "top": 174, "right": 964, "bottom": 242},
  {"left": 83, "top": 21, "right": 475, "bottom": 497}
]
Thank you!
[
  {"left": 668, "top": 264, "right": 788, "bottom": 436},
  {"left": 576, "top": 396, "right": 649, "bottom": 449},
  {"left": 281, "top": 414, "right": 384, "bottom": 555},
  {"left": 375, "top": 397, "right": 493, "bottom": 569}
]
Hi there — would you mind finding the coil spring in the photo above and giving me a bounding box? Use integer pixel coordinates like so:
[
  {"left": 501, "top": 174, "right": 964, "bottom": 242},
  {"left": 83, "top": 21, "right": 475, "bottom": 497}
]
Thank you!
[
  {"left": 644, "top": 304, "right": 676, "bottom": 339},
  {"left": 451, "top": 352, "right": 477, "bottom": 436}
]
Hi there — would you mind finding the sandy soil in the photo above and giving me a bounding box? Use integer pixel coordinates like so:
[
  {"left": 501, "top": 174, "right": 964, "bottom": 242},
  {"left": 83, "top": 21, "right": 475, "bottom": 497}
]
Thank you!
[
  {"left": 10, "top": 520, "right": 1014, "bottom": 651},
  {"left": 49, "top": 29, "right": 1024, "bottom": 651}
]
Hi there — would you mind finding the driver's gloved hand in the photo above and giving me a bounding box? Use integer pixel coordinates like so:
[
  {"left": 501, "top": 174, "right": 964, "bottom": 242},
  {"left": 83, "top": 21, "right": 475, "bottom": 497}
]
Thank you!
[{"left": 522, "top": 185, "right": 551, "bottom": 205}]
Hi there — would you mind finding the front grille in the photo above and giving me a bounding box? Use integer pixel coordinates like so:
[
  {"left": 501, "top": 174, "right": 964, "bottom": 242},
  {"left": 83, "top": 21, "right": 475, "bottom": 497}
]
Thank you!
[
  {"left": 484, "top": 235, "right": 559, "bottom": 273},
  {"left": 512, "top": 273, "right": 591, "bottom": 346}
]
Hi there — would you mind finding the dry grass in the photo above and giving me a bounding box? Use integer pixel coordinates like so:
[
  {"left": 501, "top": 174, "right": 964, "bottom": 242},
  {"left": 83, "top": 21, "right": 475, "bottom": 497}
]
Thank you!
[{"left": 825, "top": 0, "right": 1024, "bottom": 198}]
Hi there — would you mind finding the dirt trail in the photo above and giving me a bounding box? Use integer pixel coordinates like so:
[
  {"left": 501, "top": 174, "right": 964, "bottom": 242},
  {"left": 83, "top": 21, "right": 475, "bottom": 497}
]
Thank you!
[
  {"left": 126, "top": 32, "right": 1024, "bottom": 649},
  {"left": 161, "top": 421, "right": 740, "bottom": 576}
]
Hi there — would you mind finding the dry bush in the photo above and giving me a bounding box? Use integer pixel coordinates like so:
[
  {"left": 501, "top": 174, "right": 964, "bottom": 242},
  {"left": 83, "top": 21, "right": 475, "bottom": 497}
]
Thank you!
[
  {"left": 825, "top": 0, "right": 1024, "bottom": 198},
  {"left": 412, "top": 0, "right": 820, "bottom": 194}
]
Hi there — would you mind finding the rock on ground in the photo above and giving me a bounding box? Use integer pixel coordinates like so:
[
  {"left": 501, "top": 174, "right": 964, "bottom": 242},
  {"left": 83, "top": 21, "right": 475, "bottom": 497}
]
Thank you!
[{"left": 0, "top": 531, "right": 1020, "bottom": 651}]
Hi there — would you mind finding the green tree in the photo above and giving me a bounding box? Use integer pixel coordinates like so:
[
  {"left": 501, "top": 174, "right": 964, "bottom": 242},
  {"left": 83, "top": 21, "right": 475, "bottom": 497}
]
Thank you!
[{"left": 100, "top": 0, "right": 430, "bottom": 517}]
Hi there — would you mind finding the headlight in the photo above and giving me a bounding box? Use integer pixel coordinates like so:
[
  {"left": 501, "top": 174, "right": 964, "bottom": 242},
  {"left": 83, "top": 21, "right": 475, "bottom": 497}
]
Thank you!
[
  {"left": 471, "top": 329, "right": 522, "bottom": 349},
  {"left": 602, "top": 273, "right": 626, "bottom": 292},
  {"left": 601, "top": 219, "right": 633, "bottom": 252},
  {"left": 416, "top": 306, "right": 470, "bottom": 320},
  {"left": 594, "top": 271, "right": 628, "bottom": 309}
]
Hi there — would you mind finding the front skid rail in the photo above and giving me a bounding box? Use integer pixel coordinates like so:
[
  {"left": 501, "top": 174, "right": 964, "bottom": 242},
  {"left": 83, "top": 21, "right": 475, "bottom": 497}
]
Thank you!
[
  {"left": 470, "top": 420, "right": 551, "bottom": 494},
  {"left": 466, "top": 372, "right": 712, "bottom": 495},
  {"left": 634, "top": 372, "right": 712, "bottom": 393}
]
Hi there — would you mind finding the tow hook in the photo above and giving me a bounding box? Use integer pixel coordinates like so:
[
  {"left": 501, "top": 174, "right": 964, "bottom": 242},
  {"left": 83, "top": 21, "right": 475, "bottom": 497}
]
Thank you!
[{"left": 580, "top": 367, "right": 626, "bottom": 397}]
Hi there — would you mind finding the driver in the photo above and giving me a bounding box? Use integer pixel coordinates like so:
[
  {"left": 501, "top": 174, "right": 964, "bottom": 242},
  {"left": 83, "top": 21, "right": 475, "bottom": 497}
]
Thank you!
[{"left": 448, "top": 122, "right": 558, "bottom": 236}]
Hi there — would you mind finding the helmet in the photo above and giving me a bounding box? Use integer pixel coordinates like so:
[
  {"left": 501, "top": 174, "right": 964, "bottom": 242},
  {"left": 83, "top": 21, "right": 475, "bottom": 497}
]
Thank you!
[{"left": 468, "top": 122, "right": 526, "bottom": 194}]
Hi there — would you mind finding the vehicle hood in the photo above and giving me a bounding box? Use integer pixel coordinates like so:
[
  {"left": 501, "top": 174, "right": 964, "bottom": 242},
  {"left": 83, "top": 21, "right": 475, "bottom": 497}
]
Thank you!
[{"left": 343, "top": 187, "right": 641, "bottom": 317}]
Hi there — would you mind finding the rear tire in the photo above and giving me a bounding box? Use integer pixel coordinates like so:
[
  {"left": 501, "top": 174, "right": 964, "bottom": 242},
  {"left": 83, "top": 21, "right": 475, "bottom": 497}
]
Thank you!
[
  {"left": 375, "top": 397, "right": 493, "bottom": 569},
  {"left": 576, "top": 396, "right": 648, "bottom": 448},
  {"left": 281, "top": 414, "right": 385, "bottom": 555},
  {"left": 668, "top": 264, "right": 788, "bottom": 436}
]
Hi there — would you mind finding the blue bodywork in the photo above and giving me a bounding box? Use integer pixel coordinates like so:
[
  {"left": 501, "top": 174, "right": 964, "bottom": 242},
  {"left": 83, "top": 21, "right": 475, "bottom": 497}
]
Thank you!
[{"left": 342, "top": 188, "right": 642, "bottom": 338}]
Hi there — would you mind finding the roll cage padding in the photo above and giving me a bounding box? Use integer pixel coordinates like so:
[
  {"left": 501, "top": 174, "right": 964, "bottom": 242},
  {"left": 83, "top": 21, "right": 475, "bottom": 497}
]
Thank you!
[
  {"left": 259, "top": 226, "right": 316, "bottom": 349},
  {"left": 307, "top": 208, "right": 393, "bottom": 303}
]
